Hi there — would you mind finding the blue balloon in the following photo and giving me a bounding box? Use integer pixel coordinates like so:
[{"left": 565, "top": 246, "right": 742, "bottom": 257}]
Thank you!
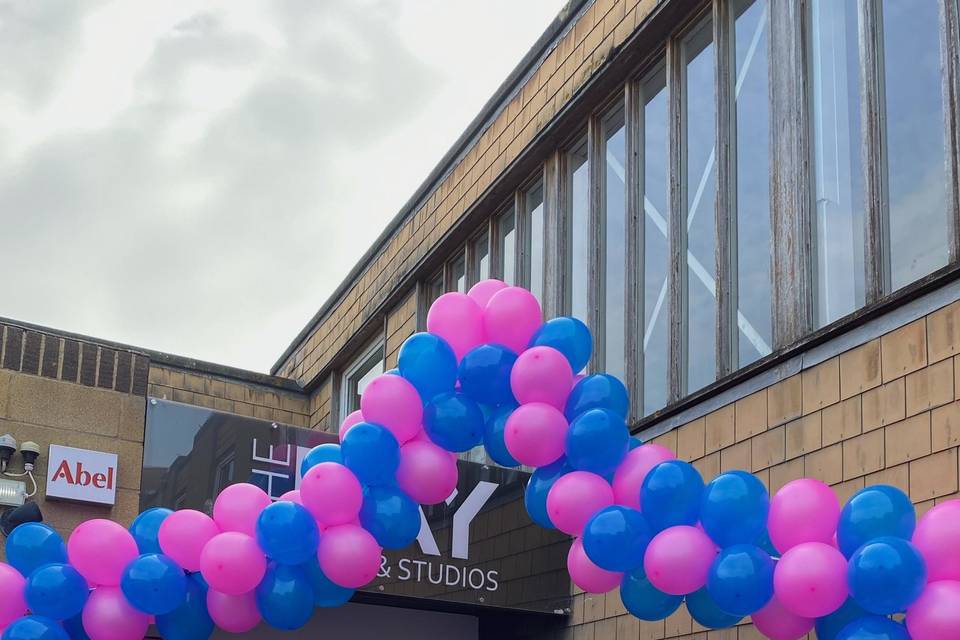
[
  {"left": 629, "top": 436, "right": 643, "bottom": 450},
  {"left": 341, "top": 422, "right": 400, "bottom": 485},
  {"left": 423, "top": 392, "right": 484, "bottom": 452},
  {"left": 754, "top": 528, "right": 779, "bottom": 558},
  {"left": 706, "top": 544, "right": 774, "bottom": 616},
  {"left": 640, "top": 460, "right": 704, "bottom": 531},
  {"left": 816, "top": 598, "right": 872, "bottom": 640},
  {"left": 384, "top": 368, "right": 400, "bottom": 376},
  {"left": 700, "top": 471, "right": 769, "bottom": 547},
  {"left": 120, "top": 553, "right": 187, "bottom": 615},
  {"left": 524, "top": 457, "right": 572, "bottom": 529},
  {"left": 156, "top": 574, "right": 214, "bottom": 640},
  {"left": 565, "top": 374, "right": 629, "bottom": 421},
  {"left": 838, "top": 485, "right": 915, "bottom": 558},
  {"left": 566, "top": 409, "right": 629, "bottom": 474},
  {"left": 483, "top": 405, "right": 520, "bottom": 467},
  {"left": 620, "top": 566, "right": 682, "bottom": 621},
  {"left": 458, "top": 344, "right": 517, "bottom": 406},
  {"left": 528, "top": 317, "right": 592, "bottom": 372},
  {"left": 61, "top": 615, "right": 90, "bottom": 640},
  {"left": 303, "top": 560, "right": 354, "bottom": 607},
  {"left": 300, "top": 443, "right": 343, "bottom": 478},
  {"left": 836, "top": 616, "right": 910, "bottom": 640},
  {"left": 398, "top": 332, "right": 458, "bottom": 401},
  {"left": 1, "top": 616, "right": 68, "bottom": 640},
  {"left": 848, "top": 537, "right": 926, "bottom": 615},
  {"left": 256, "top": 564, "right": 315, "bottom": 630},
  {"left": 5, "top": 523, "right": 67, "bottom": 577},
  {"left": 129, "top": 508, "right": 172, "bottom": 555},
  {"left": 582, "top": 505, "right": 651, "bottom": 572},
  {"left": 359, "top": 485, "right": 421, "bottom": 549},
  {"left": 686, "top": 588, "right": 743, "bottom": 629},
  {"left": 24, "top": 563, "right": 88, "bottom": 620},
  {"left": 256, "top": 501, "right": 320, "bottom": 565}
]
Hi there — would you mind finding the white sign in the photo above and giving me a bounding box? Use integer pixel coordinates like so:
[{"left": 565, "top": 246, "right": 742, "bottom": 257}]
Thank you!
[{"left": 46, "top": 445, "right": 118, "bottom": 506}]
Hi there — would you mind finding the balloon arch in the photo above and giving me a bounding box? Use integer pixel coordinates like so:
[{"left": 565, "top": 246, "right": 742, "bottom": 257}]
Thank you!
[{"left": 1, "top": 281, "right": 959, "bottom": 640}]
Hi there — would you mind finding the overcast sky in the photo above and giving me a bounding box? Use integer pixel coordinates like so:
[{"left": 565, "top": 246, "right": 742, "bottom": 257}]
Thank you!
[{"left": 0, "top": 0, "right": 566, "bottom": 373}]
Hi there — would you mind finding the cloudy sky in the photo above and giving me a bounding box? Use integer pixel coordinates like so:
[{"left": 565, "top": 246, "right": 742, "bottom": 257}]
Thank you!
[{"left": 0, "top": 0, "right": 566, "bottom": 372}]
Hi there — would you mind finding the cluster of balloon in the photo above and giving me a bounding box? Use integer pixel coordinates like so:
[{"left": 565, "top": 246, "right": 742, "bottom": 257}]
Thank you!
[{"left": 1, "top": 280, "right": 960, "bottom": 640}]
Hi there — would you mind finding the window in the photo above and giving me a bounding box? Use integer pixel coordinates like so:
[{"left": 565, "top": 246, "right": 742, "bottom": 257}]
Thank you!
[
  {"left": 340, "top": 340, "right": 384, "bottom": 419},
  {"left": 214, "top": 452, "right": 236, "bottom": 494},
  {"left": 447, "top": 253, "right": 466, "bottom": 294},
  {"left": 469, "top": 232, "right": 490, "bottom": 286},
  {"left": 567, "top": 140, "right": 591, "bottom": 325},
  {"left": 601, "top": 108, "right": 627, "bottom": 381},
  {"left": 524, "top": 181, "right": 546, "bottom": 303},
  {"left": 495, "top": 208, "right": 517, "bottom": 285}
]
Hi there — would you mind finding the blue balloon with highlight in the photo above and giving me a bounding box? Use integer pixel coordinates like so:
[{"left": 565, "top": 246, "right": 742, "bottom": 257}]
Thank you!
[
  {"left": 686, "top": 587, "right": 742, "bottom": 629},
  {"left": 424, "top": 392, "right": 485, "bottom": 452},
  {"left": 706, "top": 544, "right": 774, "bottom": 616},
  {"left": 256, "top": 501, "right": 320, "bottom": 565},
  {"left": 528, "top": 316, "right": 592, "bottom": 372},
  {"left": 5, "top": 523, "right": 67, "bottom": 577},
  {"left": 304, "top": 560, "right": 354, "bottom": 608},
  {"left": 848, "top": 537, "right": 926, "bottom": 615},
  {"left": 566, "top": 408, "right": 629, "bottom": 474},
  {"left": 582, "top": 505, "right": 651, "bottom": 572},
  {"left": 458, "top": 343, "right": 517, "bottom": 406},
  {"left": 341, "top": 421, "right": 400, "bottom": 485},
  {"left": 838, "top": 484, "right": 915, "bottom": 558},
  {"left": 524, "top": 457, "right": 573, "bottom": 529},
  {"left": 256, "top": 563, "right": 315, "bottom": 631},
  {"left": 836, "top": 616, "right": 910, "bottom": 640},
  {"left": 129, "top": 507, "right": 172, "bottom": 555},
  {"left": 121, "top": 553, "right": 187, "bottom": 615},
  {"left": 300, "top": 444, "right": 343, "bottom": 478},
  {"left": 700, "top": 470, "right": 769, "bottom": 547},
  {"left": 359, "top": 485, "right": 421, "bottom": 549},
  {"left": 640, "top": 460, "right": 705, "bottom": 532},
  {"left": 565, "top": 374, "right": 629, "bottom": 421},
  {"left": 156, "top": 574, "right": 214, "bottom": 640},
  {"left": 1, "top": 616, "right": 69, "bottom": 640},
  {"left": 620, "top": 566, "right": 682, "bottom": 621},
  {"left": 24, "top": 563, "right": 88, "bottom": 620},
  {"left": 483, "top": 404, "right": 520, "bottom": 467},
  {"left": 398, "top": 332, "right": 458, "bottom": 401}
]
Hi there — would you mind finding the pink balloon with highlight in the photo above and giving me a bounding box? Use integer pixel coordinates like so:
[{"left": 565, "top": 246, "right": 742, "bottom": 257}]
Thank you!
[
  {"left": 339, "top": 409, "right": 365, "bottom": 442},
  {"left": 81, "top": 586, "right": 150, "bottom": 640},
  {"left": 767, "top": 478, "right": 840, "bottom": 553},
  {"left": 913, "top": 499, "right": 960, "bottom": 582},
  {"left": 504, "top": 402, "right": 568, "bottom": 467},
  {"left": 643, "top": 525, "right": 717, "bottom": 595},
  {"left": 773, "top": 541, "right": 847, "bottom": 618},
  {"left": 612, "top": 444, "right": 676, "bottom": 510},
  {"left": 427, "top": 292, "right": 485, "bottom": 361},
  {"left": 158, "top": 509, "right": 220, "bottom": 572},
  {"left": 751, "top": 595, "right": 815, "bottom": 640},
  {"left": 318, "top": 524, "right": 383, "bottom": 589},
  {"left": 67, "top": 519, "right": 139, "bottom": 586},
  {"left": 212, "top": 482, "right": 271, "bottom": 537},
  {"left": 200, "top": 532, "right": 266, "bottom": 595},
  {"left": 483, "top": 286, "right": 542, "bottom": 354},
  {"left": 396, "top": 440, "right": 458, "bottom": 505},
  {"left": 568, "top": 538, "right": 622, "bottom": 594},
  {"left": 207, "top": 589, "right": 262, "bottom": 633},
  {"left": 300, "top": 462, "right": 363, "bottom": 526},
  {"left": 510, "top": 346, "right": 573, "bottom": 409},
  {"left": 0, "top": 564, "right": 26, "bottom": 626},
  {"left": 906, "top": 580, "right": 960, "bottom": 640},
  {"left": 360, "top": 374, "right": 423, "bottom": 443},
  {"left": 279, "top": 489, "right": 303, "bottom": 505},
  {"left": 546, "top": 471, "right": 614, "bottom": 536},
  {"left": 468, "top": 278, "right": 507, "bottom": 309}
]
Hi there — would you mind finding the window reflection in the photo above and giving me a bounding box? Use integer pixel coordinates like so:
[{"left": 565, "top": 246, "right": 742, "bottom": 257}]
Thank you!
[
  {"left": 449, "top": 254, "right": 466, "bottom": 293},
  {"left": 525, "top": 182, "right": 546, "bottom": 303},
  {"left": 604, "top": 109, "right": 627, "bottom": 382},
  {"left": 471, "top": 232, "right": 490, "bottom": 285},
  {"left": 343, "top": 343, "right": 385, "bottom": 417},
  {"left": 568, "top": 140, "right": 590, "bottom": 325},
  {"left": 497, "top": 209, "right": 517, "bottom": 285}
]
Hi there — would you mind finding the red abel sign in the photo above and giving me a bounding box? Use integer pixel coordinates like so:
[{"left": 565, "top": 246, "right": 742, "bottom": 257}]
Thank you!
[{"left": 45, "top": 445, "right": 118, "bottom": 505}]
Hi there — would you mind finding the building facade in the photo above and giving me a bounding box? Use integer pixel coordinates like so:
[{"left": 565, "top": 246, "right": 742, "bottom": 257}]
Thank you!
[{"left": 2, "top": 0, "right": 960, "bottom": 638}]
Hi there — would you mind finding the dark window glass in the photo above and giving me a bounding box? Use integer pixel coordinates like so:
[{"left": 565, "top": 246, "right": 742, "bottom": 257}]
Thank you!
[
  {"left": 604, "top": 109, "right": 627, "bottom": 381},
  {"left": 497, "top": 209, "right": 517, "bottom": 285},
  {"left": 568, "top": 140, "right": 590, "bottom": 325},
  {"left": 525, "top": 182, "right": 545, "bottom": 303}
]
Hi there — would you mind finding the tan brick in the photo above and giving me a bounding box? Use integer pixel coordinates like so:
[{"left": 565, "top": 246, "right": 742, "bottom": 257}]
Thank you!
[
  {"left": 705, "top": 404, "right": 735, "bottom": 453},
  {"left": 652, "top": 429, "right": 677, "bottom": 453},
  {"left": 664, "top": 605, "right": 692, "bottom": 637},
  {"left": 866, "top": 463, "right": 910, "bottom": 495},
  {"left": 881, "top": 319, "right": 928, "bottom": 382},
  {"left": 767, "top": 375, "right": 802, "bottom": 427},
  {"left": 770, "top": 457, "right": 805, "bottom": 494},
  {"left": 840, "top": 339, "right": 882, "bottom": 399},
  {"left": 915, "top": 499, "right": 938, "bottom": 519},
  {"left": 616, "top": 615, "right": 639, "bottom": 640},
  {"left": 862, "top": 378, "right": 906, "bottom": 431},
  {"left": 637, "top": 619, "right": 665, "bottom": 640},
  {"left": 926, "top": 300, "right": 960, "bottom": 363},
  {"left": 905, "top": 358, "right": 954, "bottom": 416},
  {"left": 932, "top": 400, "right": 960, "bottom": 452},
  {"left": 833, "top": 478, "right": 866, "bottom": 505},
  {"left": 910, "top": 449, "right": 959, "bottom": 501},
  {"left": 604, "top": 587, "right": 626, "bottom": 618},
  {"left": 753, "top": 468, "right": 770, "bottom": 491},
  {"left": 751, "top": 426, "right": 785, "bottom": 472},
  {"left": 594, "top": 618, "right": 616, "bottom": 640},
  {"left": 735, "top": 391, "right": 767, "bottom": 442},
  {"left": 584, "top": 593, "right": 605, "bottom": 623},
  {"left": 805, "top": 443, "right": 843, "bottom": 485},
  {"left": 677, "top": 418, "right": 706, "bottom": 461},
  {"left": 720, "top": 441, "right": 751, "bottom": 472},
  {"left": 802, "top": 358, "right": 840, "bottom": 414},
  {"left": 693, "top": 452, "right": 720, "bottom": 480},
  {"left": 822, "top": 396, "right": 862, "bottom": 446},
  {"left": 885, "top": 413, "right": 932, "bottom": 466},
  {"left": 785, "top": 413, "right": 822, "bottom": 460},
  {"left": 842, "top": 430, "right": 885, "bottom": 480},
  {"left": 955, "top": 355, "right": 960, "bottom": 400}
]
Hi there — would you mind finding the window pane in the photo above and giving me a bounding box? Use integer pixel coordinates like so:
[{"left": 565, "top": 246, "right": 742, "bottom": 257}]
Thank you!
[
  {"left": 471, "top": 232, "right": 490, "bottom": 285},
  {"left": 642, "top": 69, "right": 670, "bottom": 416},
  {"left": 450, "top": 254, "right": 466, "bottom": 293},
  {"left": 345, "top": 345, "right": 385, "bottom": 415},
  {"left": 568, "top": 141, "right": 590, "bottom": 324},
  {"left": 525, "top": 182, "right": 545, "bottom": 303},
  {"left": 497, "top": 209, "right": 517, "bottom": 285},
  {"left": 883, "top": 0, "right": 949, "bottom": 289},
  {"left": 684, "top": 19, "right": 717, "bottom": 393},
  {"left": 604, "top": 109, "right": 627, "bottom": 382},
  {"left": 811, "top": 0, "right": 866, "bottom": 326},
  {"left": 734, "top": 0, "right": 772, "bottom": 366},
  {"left": 426, "top": 271, "right": 444, "bottom": 310}
]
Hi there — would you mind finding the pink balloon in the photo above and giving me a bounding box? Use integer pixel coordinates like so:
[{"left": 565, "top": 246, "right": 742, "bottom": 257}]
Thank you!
[
  {"left": 213, "top": 483, "right": 271, "bottom": 537},
  {"left": 768, "top": 478, "right": 839, "bottom": 553},
  {"left": 913, "top": 499, "right": 960, "bottom": 582},
  {"left": 200, "top": 532, "right": 266, "bottom": 595},
  {"left": 468, "top": 279, "right": 507, "bottom": 309},
  {"left": 484, "top": 286, "right": 542, "bottom": 354},
  {"left": 158, "top": 509, "right": 220, "bottom": 572},
  {"left": 0, "top": 563, "right": 26, "bottom": 626},
  {"left": 300, "top": 462, "right": 363, "bottom": 526},
  {"left": 773, "top": 541, "right": 847, "bottom": 618},
  {"left": 396, "top": 440, "right": 458, "bottom": 505},
  {"left": 510, "top": 346, "right": 573, "bottom": 409},
  {"left": 612, "top": 444, "right": 676, "bottom": 510},
  {"left": 278, "top": 489, "right": 303, "bottom": 505},
  {"left": 207, "top": 589, "right": 262, "bottom": 633},
  {"left": 67, "top": 519, "right": 139, "bottom": 586},
  {"left": 504, "top": 402, "right": 568, "bottom": 467},
  {"left": 751, "top": 594, "right": 814, "bottom": 640},
  {"left": 318, "top": 524, "right": 382, "bottom": 589},
  {"left": 427, "top": 292, "right": 485, "bottom": 361},
  {"left": 906, "top": 580, "right": 960, "bottom": 640},
  {"left": 360, "top": 375, "right": 423, "bottom": 443},
  {"left": 82, "top": 587, "right": 150, "bottom": 640},
  {"left": 339, "top": 410, "right": 365, "bottom": 442},
  {"left": 567, "top": 538, "right": 622, "bottom": 594},
  {"left": 643, "top": 525, "right": 717, "bottom": 595},
  {"left": 546, "top": 471, "right": 614, "bottom": 536}
]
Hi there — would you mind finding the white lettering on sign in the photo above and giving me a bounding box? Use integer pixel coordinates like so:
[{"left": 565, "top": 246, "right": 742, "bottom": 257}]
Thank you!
[{"left": 46, "top": 445, "right": 118, "bottom": 506}]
